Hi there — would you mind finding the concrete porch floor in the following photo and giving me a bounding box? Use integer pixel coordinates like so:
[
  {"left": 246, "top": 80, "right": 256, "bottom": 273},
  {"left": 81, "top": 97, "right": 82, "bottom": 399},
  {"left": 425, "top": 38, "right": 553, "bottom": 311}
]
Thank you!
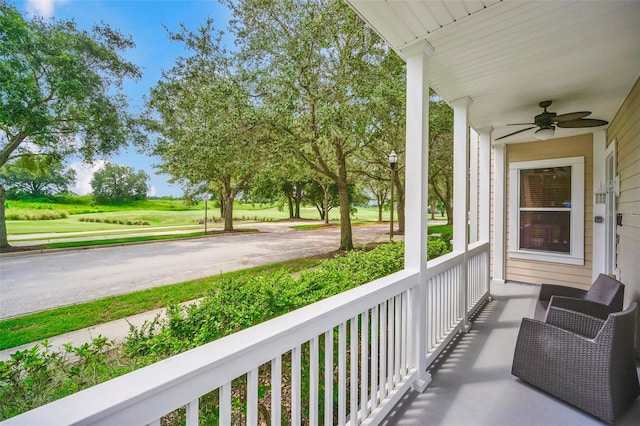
[{"left": 382, "top": 281, "right": 640, "bottom": 425}]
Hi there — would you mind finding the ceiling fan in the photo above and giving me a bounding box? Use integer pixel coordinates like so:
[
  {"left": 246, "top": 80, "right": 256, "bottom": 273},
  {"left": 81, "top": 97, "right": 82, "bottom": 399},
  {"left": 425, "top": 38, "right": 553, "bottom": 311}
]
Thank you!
[{"left": 496, "top": 100, "right": 609, "bottom": 141}]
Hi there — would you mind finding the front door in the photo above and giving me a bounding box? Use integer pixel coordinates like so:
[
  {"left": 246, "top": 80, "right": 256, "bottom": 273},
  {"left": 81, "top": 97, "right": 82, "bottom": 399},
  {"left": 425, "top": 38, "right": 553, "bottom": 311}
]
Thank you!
[{"left": 604, "top": 143, "right": 617, "bottom": 276}]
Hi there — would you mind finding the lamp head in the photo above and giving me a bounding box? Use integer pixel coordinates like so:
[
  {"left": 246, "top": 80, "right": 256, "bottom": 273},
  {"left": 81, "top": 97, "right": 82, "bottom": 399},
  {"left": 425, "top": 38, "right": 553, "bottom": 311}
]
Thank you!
[{"left": 389, "top": 150, "right": 398, "bottom": 169}]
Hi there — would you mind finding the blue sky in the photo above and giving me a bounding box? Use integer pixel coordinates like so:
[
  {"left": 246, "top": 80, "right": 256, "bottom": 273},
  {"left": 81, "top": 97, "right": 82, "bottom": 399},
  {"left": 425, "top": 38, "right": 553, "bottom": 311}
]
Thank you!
[{"left": 14, "top": 0, "right": 233, "bottom": 197}]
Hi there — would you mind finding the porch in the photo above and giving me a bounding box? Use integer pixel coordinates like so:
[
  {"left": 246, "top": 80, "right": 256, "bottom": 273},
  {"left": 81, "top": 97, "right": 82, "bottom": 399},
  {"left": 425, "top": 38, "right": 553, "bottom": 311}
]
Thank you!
[{"left": 382, "top": 281, "right": 640, "bottom": 426}]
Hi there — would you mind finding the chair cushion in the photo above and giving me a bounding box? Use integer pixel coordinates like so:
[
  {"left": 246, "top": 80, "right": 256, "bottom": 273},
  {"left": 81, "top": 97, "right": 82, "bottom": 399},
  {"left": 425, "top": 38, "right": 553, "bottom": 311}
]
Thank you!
[{"left": 584, "top": 274, "right": 621, "bottom": 305}]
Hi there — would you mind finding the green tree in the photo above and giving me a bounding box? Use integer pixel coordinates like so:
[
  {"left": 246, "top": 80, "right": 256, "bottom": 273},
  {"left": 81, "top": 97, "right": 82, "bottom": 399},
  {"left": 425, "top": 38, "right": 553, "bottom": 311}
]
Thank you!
[
  {"left": 305, "top": 178, "right": 338, "bottom": 223},
  {"left": 146, "top": 20, "right": 263, "bottom": 231},
  {"left": 90, "top": 163, "right": 149, "bottom": 203},
  {"left": 355, "top": 52, "right": 407, "bottom": 232},
  {"left": 0, "top": 1, "right": 141, "bottom": 249},
  {"left": 225, "top": 0, "right": 394, "bottom": 250},
  {"left": 429, "top": 94, "right": 454, "bottom": 225},
  {"left": 0, "top": 155, "right": 76, "bottom": 198}
]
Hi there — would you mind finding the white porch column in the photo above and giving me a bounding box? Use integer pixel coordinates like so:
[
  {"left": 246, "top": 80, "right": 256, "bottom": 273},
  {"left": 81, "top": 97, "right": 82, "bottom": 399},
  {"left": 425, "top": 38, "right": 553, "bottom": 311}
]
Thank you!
[
  {"left": 451, "top": 96, "right": 472, "bottom": 331},
  {"left": 403, "top": 41, "right": 432, "bottom": 392},
  {"left": 493, "top": 142, "right": 506, "bottom": 284},
  {"left": 469, "top": 129, "right": 479, "bottom": 243},
  {"left": 478, "top": 127, "right": 492, "bottom": 242}
]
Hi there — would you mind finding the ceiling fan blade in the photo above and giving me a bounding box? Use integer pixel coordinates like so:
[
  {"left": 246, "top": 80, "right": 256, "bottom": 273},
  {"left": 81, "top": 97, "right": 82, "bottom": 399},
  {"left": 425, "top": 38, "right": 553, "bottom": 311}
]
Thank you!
[
  {"left": 506, "top": 122, "right": 536, "bottom": 126},
  {"left": 552, "top": 111, "right": 591, "bottom": 123},
  {"left": 495, "top": 127, "right": 536, "bottom": 141},
  {"left": 556, "top": 118, "right": 609, "bottom": 128}
]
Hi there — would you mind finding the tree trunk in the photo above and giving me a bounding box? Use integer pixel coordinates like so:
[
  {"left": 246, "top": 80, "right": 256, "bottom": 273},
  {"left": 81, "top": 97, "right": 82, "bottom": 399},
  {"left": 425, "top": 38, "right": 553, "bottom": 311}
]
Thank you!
[
  {"left": 444, "top": 178, "right": 453, "bottom": 225},
  {"left": 294, "top": 185, "right": 302, "bottom": 218},
  {"left": 395, "top": 174, "right": 405, "bottom": 233},
  {"left": 287, "top": 196, "right": 294, "bottom": 218},
  {"left": 323, "top": 184, "right": 330, "bottom": 225},
  {"left": 378, "top": 203, "right": 383, "bottom": 222},
  {"left": 224, "top": 194, "right": 234, "bottom": 231},
  {"left": 0, "top": 185, "right": 10, "bottom": 249},
  {"left": 337, "top": 182, "right": 353, "bottom": 250},
  {"left": 222, "top": 178, "right": 234, "bottom": 231}
]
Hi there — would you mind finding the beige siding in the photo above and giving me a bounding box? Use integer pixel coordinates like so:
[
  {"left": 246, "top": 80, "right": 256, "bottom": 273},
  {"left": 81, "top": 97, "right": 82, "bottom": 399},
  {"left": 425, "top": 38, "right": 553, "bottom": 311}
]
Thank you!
[
  {"left": 607, "top": 77, "right": 640, "bottom": 317},
  {"left": 505, "top": 134, "right": 594, "bottom": 288}
]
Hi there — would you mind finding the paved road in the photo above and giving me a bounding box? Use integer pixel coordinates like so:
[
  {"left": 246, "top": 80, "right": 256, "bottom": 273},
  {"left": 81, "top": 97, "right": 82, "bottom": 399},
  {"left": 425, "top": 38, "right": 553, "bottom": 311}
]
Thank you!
[{"left": 0, "top": 223, "right": 392, "bottom": 319}]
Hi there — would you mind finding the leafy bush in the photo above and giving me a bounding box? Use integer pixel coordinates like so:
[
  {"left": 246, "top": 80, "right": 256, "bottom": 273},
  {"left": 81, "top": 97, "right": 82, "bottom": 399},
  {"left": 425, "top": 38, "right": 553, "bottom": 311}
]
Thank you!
[
  {"left": 77, "top": 217, "right": 151, "bottom": 226},
  {"left": 125, "top": 242, "right": 405, "bottom": 359},
  {"left": 428, "top": 236, "right": 453, "bottom": 259},
  {"left": 0, "top": 337, "right": 132, "bottom": 420},
  {"left": 4, "top": 210, "right": 68, "bottom": 220}
]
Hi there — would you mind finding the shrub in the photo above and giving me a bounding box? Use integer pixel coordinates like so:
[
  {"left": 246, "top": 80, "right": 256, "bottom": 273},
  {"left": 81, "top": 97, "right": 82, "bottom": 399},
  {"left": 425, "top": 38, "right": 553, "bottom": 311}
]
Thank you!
[
  {"left": 0, "top": 337, "right": 131, "bottom": 420},
  {"left": 428, "top": 237, "right": 453, "bottom": 259},
  {"left": 4, "top": 210, "right": 69, "bottom": 221}
]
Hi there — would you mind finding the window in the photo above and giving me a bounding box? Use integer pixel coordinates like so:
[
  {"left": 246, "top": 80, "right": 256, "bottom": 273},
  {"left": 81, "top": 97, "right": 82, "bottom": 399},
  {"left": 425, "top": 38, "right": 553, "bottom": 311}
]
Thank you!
[{"left": 509, "top": 157, "right": 584, "bottom": 265}]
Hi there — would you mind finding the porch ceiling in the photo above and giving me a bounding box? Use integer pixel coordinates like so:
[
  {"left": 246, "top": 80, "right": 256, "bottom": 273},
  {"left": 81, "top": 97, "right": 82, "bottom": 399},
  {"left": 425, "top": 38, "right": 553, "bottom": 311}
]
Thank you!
[{"left": 346, "top": 0, "right": 640, "bottom": 143}]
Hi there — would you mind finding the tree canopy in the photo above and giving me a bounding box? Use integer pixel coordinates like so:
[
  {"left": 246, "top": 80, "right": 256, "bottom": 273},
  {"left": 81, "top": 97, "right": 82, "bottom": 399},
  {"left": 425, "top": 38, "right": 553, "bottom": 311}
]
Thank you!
[
  {"left": 146, "top": 20, "right": 264, "bottom": 231},
  {"left": 0, "top": 155, "right": 76, "bottom": 199},
  {"left": 91, "top": 163, "right": 149, "bottom": 203},
  {"left": 224, "top": 0, "right": 399, "bottom": 249},
  {"left": 0, "top": 0, "right": 141, "bottom": 248}
]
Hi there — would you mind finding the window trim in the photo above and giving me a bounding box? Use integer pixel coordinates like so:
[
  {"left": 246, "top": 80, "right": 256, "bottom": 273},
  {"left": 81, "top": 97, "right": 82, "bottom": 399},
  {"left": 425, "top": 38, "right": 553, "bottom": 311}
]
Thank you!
[{"left": 509, "top": 157, "right": 585, "bottom": 265}]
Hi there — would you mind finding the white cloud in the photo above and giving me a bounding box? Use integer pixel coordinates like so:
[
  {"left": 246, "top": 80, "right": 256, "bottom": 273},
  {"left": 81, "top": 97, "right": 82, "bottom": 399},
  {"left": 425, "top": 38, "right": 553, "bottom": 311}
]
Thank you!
[
  {"left": 26, "top": 0, "right": 70, "bottom": 18},
  {"left": 148, "top": 186, "right": 156, "bottom": 197},
  {"left": 68, "top": 160, "right": 105, "bottom": 195}
]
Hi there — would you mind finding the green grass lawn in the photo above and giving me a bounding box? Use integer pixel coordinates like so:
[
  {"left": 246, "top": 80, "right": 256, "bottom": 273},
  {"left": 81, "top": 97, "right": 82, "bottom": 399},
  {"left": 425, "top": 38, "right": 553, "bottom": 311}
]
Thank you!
[
  {"left": 5, "top": 196, "right": 449, "bottom": 238},
  {"left": 0, "top": 256, "right": 325, "bottom": 350}
]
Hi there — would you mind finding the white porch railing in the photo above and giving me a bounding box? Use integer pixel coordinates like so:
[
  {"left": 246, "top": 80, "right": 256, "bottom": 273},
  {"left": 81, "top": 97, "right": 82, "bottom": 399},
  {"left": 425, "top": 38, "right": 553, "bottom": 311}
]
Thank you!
[
  {"left": 424, "top": 241, "right": 491, "bottom": 365},
  {"left": 1, "top": 242, "right": 490, "bottom": 426}
]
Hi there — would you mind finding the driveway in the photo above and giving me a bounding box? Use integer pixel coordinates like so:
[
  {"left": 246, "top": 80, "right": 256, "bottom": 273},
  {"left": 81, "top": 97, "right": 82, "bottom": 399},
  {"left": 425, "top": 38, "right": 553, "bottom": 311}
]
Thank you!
[{"left": 0, "top": 223, "right": 393, "bottom": 319}]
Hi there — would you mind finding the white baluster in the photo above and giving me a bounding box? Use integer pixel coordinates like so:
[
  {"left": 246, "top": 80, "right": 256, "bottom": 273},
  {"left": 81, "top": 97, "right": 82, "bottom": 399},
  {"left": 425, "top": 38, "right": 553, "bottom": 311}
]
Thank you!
[
  {"left": 292, "top": 345, "right": 301, "bottom": 426},
  {"left": 350, "top": 316, "right": 358, "bottom": 425},
  {"left": 338, "top": 322, "right": 347, "bottom": 426},
  {"left": 272, "top": 356, "right": 282, "bottom": 426},
  {"left": 371, "top": 305, "right": 379, "bottom": 410},
  {"left": 324, "top": 330, "right": 334, "bottom": 426},
  {"left": 220, "top": 382, "right": 232, "bottom": 426},
  {"left": 379, "top": 302, "right": 387, "bottom": 400},
  {"left": 247, "top": 368, "right": 258, "bottom": 426},
  {"left": 186, "top": 398, "right": 199, "bottom": 426},
  {"left": 360, "top": 309, "right": 369, "bottom": 420},
  {"left": 310, "top": 336, "right": 319, "bottom": 426}
]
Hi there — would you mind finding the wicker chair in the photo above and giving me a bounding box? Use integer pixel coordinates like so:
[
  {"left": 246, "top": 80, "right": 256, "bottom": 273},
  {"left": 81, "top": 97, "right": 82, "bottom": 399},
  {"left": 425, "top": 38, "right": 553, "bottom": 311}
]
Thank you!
[
  {"left": 512, "top": 302, "right": 639, "bottom": 424},
  {"left": 536, "top": 273, "right": 624, "bottom": 320}
]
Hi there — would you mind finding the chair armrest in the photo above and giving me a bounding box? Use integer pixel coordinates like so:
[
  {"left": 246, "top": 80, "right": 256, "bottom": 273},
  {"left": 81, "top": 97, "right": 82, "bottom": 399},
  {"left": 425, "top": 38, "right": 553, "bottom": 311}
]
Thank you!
[
  {"left": 539, "top": 284, "right": 587, "bottom": 301},
  {"left": 545, "top": 304, "right": 605, "bottom": 339},
  {"left": 548, "top": 296, "right": 613, "bottom": 320}
]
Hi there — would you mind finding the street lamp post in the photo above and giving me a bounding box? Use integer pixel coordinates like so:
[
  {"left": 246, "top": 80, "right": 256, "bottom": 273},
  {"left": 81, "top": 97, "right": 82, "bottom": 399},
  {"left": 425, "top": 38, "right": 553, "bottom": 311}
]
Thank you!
[
  {"left": 389, "top": 150, "right": 398, "bottom": 240},
  {"left": 202, "top": 193, "right": 210, "bottom": 234}
]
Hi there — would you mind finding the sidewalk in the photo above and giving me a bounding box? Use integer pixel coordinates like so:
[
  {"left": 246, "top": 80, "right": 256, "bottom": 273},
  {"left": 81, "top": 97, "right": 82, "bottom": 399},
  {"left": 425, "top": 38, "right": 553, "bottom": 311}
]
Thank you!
[{"left": 0, "top": 300, "right": 201, "bottom": 361}]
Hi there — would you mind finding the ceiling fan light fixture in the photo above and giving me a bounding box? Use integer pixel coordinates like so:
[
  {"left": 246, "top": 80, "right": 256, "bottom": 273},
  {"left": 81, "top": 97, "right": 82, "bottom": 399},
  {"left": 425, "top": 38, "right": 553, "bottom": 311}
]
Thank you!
[{"left": 535, "top": 126, "right": 555, "bottom": 140}]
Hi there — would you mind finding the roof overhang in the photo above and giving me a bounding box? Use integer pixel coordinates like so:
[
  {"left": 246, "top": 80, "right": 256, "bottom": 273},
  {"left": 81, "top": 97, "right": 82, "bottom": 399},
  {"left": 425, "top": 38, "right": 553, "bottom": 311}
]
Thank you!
[{"left": 346, "top": 0, "right": 640, "bottom": 143}]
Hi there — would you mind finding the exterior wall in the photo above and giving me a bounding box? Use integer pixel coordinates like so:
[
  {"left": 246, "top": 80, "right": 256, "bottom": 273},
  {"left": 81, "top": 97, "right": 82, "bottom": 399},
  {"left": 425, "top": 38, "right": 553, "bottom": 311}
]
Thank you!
[
  {"left": 607, "top": 77, "right": 640, "bottom": 314},
  {"left": 505, "top": 134, "right": 594, "bottom": 288}
]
